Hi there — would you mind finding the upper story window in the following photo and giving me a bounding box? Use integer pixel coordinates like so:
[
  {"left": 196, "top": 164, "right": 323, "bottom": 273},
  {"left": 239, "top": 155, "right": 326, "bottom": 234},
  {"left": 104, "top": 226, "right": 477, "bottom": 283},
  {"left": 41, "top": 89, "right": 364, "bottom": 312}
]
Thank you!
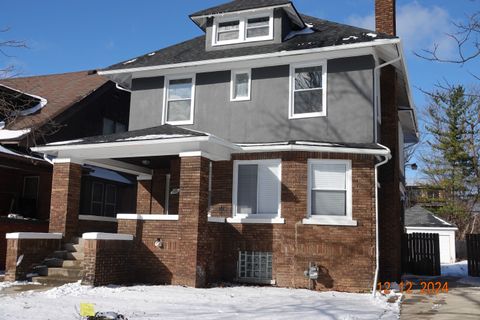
[
  {"left": 289, "top": 62, "right": 327, "bottom": 119},
  {"left": 164, "top": 75, "right": 195, "bottom": 125},
  {"left": 212, "top": 11, "right": 274, "bottom": 46},
  {"left": 231, "top": 69, "right": 251, "bottom": 101}
]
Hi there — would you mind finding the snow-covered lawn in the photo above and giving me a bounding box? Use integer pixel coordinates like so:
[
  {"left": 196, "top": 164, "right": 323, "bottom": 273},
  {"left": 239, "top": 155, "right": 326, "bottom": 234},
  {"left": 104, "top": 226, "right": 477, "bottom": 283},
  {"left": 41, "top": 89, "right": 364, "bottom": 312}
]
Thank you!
[
  {"left": 0, "top": 282, "right": 401, "bottom": 319},
  {"left": 441, "top": 260, "right": 480, "bottom": 286}
]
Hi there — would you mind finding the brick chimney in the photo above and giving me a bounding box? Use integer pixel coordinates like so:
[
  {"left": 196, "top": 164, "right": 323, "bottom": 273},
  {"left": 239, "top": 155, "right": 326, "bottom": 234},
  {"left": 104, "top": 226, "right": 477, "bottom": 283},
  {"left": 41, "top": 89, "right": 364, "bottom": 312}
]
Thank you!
[{"left": 375, "top": 0, "right": 396, "bottom": 36}]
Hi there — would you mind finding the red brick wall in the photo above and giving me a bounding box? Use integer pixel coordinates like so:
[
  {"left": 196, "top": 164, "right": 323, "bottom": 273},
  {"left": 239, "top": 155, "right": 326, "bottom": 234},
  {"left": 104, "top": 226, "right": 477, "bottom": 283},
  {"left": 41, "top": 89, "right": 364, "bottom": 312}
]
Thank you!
[
  {"left": 136, "top": 179, "right": 152, "bottom": 214},
  {"left": 5, "top": 237, "right": 61, "bottom": 281},
  {"left": 49, "top": 162, "right": 82, "bottom": 241},
  {"left": 77, "top": 220, "right": 118, "bottom": 236},
  {"left": 83, "top": 239, "right": 132, "bottom": 286},
  {"left": 0, "top": 219, "right": 48, "bottom": 270},
  {"left": 375, "top": 0, "right": 396, "bottom": 35}
]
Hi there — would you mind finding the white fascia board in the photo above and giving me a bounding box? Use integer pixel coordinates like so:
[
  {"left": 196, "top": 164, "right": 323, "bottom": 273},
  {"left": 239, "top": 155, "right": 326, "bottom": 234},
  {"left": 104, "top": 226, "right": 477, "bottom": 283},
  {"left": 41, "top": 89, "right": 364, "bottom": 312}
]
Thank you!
[
  {"left": 84, "top": 159, "right": 152, "bottom": 177},
  {"left": 98, "top": 39, "right": 400, "bottom": 77},
  {"left": 191, "top": 4, "right": 291, "bottom": 19},
  {"left": 116, "top": 214, "right": 179, "bottom": 221},
  {"left": 405, "top": 226, "right": 458, "bottom": 232},
  {"left": 78, "top": 215, "right": 117, "bottom": 223},
  {"left": 237, "top": 144, "right": 390, "bottom": 156},
  {"left": 82, "top": 232, "right": 133, "bottom": 241},
  {"left": 6, "top": 232, "right": 63, "bottom": 240}
]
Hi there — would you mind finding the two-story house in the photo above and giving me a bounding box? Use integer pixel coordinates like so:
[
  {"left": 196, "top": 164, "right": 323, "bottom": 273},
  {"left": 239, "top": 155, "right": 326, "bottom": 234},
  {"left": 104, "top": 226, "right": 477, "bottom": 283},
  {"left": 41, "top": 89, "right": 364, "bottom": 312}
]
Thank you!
[{"left": 32, "top": 0, "right": 418, "bottom": 292}]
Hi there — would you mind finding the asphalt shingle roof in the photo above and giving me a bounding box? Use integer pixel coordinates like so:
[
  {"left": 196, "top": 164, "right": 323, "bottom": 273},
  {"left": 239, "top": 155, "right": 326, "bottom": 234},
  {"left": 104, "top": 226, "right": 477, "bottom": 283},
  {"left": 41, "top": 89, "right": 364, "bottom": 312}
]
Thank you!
[
  {"left": 190, "top": 0, "right": 292, "bottom": 17},
  {"left": 103, "top": 14, "right": 394, "bottom": 72},
  {"left": 405, "top": 205, "right": 456, "bottom": 228}
]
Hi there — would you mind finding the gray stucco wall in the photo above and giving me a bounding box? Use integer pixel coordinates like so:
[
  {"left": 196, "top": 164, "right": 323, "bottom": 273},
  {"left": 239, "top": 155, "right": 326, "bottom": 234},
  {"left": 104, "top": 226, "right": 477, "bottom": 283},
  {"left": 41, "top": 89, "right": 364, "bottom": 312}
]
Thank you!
[{"left": 128, "top": 55, "right": 375, "bottom": 144}]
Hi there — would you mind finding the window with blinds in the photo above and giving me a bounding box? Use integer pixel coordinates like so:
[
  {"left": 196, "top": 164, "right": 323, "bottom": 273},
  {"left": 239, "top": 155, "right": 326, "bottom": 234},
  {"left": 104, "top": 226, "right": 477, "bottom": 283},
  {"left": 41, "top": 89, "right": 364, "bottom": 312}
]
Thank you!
[
  {"left": 308, "top": 160, "right": 351, "bottom": 217},
  {"left": 234, "top": 160, "right": 281, "bottom": 217}
]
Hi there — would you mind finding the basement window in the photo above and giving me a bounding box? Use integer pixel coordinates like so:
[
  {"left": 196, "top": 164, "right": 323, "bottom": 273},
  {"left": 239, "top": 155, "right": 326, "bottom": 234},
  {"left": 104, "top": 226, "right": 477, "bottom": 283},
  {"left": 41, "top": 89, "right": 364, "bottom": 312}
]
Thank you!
[{"left": 237, "top": 251, "right": 273, "bottom": 284}]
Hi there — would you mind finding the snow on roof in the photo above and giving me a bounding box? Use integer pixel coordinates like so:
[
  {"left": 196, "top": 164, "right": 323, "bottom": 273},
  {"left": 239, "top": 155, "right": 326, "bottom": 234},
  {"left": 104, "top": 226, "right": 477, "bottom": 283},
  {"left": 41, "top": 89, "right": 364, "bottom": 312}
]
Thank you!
[
  {"left": 46, "top": 139, "right": 84, "bottom": 146},
  {"left": 0, "top": 145, "right": 46, "bottom": 162},
  {"left": 0, "top": 128, "right": 31, "bottom": 140},
  {"left": 118, "top": 134, "right": 191, "bottom": 142}
]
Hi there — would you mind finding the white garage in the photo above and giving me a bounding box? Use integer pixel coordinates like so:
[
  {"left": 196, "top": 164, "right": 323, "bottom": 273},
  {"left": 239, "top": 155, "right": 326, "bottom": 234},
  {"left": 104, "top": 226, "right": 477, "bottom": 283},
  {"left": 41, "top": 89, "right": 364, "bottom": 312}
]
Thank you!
[{"left": 405, "top": 205, "right": 458, "bottom": 264}]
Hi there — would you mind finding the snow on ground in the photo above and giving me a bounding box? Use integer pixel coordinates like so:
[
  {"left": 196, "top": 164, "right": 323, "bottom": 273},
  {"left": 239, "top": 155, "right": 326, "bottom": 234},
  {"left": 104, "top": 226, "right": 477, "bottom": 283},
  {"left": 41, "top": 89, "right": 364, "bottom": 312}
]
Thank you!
[
  {"left": 0, "top": 282, "right": 400, "bottom": 320},
  {"left": 441, "top": 260, "right": 480, "bottom": 286}
]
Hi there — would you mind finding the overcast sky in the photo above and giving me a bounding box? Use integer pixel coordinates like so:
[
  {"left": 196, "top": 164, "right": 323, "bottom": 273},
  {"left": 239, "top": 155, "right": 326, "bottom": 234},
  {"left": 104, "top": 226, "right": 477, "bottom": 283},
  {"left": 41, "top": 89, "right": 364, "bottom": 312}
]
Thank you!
[{"left": 1, "top": 0, "right": 479, "bottom": 183}]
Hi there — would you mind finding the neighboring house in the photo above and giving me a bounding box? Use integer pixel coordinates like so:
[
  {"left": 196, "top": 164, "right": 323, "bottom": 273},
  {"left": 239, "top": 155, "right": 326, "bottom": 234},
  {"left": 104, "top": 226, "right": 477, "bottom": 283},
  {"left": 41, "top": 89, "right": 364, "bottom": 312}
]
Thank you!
[
  {"left": 405, "top": 205, "right": 457, "bottom": 264},
  {"left": 32, "top": 0, "right": 418, "bottom": 292},
  {"left": 0, "top": 71, "right": 133, "bottom": 269},
  {"left": 406, "top": 185, "right": 446, "bottom": 209}
]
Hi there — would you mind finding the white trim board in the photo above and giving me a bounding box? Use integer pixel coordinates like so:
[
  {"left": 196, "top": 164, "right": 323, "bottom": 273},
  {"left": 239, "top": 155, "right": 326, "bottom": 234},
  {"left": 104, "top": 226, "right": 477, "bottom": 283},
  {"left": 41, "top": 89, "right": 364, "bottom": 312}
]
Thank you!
[
  {"left": 6, "top": 232, "right": 63, "bottom": 240},
  {"left": 82, "top": 232, "right": 133, "bottom": 241},
  {"left": 116, "top": 214, "right": 179, "bottom": 221}
]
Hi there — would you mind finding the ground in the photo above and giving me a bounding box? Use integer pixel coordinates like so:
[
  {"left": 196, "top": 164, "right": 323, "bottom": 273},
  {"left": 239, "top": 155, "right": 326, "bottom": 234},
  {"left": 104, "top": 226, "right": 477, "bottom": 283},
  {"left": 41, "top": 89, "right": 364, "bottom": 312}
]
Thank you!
[
  {"left": 401, "top": 261, "right": 480, "bottom": 319},
  {"left": 0, "top": 279, "right": 400, "bottom": 320}
]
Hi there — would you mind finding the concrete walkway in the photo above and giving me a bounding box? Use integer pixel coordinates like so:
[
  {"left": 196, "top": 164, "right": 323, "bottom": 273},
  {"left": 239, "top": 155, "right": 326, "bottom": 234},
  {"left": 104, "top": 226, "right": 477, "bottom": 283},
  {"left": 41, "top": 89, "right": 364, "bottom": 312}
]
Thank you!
[{"left": 401, "top": 276, "right": 480, "bottom": 319}]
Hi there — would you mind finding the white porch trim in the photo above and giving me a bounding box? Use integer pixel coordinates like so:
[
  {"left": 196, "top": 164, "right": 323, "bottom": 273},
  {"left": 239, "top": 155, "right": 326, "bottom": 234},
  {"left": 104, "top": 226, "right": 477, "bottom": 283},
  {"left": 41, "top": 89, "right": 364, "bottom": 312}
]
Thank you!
[
  {"left": 6, "top": 232, "right": 63, "bottom": 240},
  {"left": 82, "top": 232, "right": 133, "bottom": 241}
]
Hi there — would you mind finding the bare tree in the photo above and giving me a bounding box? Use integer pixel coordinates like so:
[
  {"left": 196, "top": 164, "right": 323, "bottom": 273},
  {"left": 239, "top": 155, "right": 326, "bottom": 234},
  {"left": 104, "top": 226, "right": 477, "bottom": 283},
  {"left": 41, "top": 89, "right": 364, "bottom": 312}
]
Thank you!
[{"left": 0, "top": 27, "right": 27, "bottom": 79}]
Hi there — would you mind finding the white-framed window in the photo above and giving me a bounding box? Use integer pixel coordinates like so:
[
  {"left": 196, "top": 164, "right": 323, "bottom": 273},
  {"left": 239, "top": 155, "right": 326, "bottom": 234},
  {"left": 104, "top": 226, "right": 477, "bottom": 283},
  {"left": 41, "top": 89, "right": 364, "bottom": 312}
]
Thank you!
[
  {"left": 289, "top": 61, "right": 327, "bottom": 119},
  {"left": 230, "top": 69, "right": 251, "bottom": 101},
  {"left": 232, "top": 159, "right": 281, "bottom": 219},
  {"left": 212, "top": 11, "right": 274, "bottom": 46},
  {"left": 163, "top": 75, "right": 195, "bottom": 125},
  {"left": 304, "top": 159, "right": 356, "bottom": 226}
]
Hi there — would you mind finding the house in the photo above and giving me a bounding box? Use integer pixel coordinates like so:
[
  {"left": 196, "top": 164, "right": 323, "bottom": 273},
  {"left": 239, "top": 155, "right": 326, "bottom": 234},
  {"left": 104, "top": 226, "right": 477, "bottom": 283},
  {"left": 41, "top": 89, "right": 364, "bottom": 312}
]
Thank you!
[
  {"left": 405, "top": 205, "right": 457, "bottom": 264},
  {"left": 0, "top": 71, "right": 133, "bottom": 269},
  {"left": 8, "top": 0, "right": 419, "bottom": 292}
]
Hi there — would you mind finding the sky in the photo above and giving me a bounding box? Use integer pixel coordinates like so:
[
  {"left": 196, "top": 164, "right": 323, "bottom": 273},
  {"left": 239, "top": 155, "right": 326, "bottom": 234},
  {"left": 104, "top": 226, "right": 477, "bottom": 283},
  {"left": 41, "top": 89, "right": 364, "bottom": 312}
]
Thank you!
[{"left": 1, "top": 0, "right": 479, "bottom": 183}]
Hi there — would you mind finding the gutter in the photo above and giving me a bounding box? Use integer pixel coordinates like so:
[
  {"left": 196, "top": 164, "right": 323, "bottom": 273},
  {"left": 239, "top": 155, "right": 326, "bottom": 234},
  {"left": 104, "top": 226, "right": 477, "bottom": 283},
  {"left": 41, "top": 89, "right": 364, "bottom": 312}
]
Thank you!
[{"left": 372, "top": 145, "right": 392, "bottom": 298}]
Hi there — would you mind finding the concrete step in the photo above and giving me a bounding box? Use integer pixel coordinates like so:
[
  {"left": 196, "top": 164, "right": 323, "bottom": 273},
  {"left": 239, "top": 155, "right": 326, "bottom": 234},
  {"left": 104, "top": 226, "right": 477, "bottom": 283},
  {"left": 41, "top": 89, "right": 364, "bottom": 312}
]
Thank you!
[
  {"left": 32, "top": 276, "right": 81, "bottom": 286},
  {"left": 62, "top": 260, "right": 83, "bottom": 268},
  {"left": 43, "top": 258, "right": 64, "bottom": 268},
  {"left": 63, "top": 243, "right": 84, "bottom": 253},
  {"left": 65, "top": 251, "right": 84, "bottom": 261},
  {"left": 47, "top": 267, "right": 83, "bottom": 278}
]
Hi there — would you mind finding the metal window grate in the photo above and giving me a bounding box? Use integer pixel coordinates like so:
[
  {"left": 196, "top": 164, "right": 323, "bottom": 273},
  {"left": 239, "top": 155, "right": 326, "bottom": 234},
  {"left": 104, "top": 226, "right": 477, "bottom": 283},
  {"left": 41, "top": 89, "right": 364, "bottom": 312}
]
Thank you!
[{"left": 237, "top": 251, "right": 272, "bottom": 283}]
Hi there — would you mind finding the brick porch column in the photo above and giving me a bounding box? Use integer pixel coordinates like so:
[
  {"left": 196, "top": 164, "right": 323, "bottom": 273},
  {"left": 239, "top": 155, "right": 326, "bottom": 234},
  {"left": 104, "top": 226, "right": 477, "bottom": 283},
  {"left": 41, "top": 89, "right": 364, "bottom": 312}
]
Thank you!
[
  {"left": 175, "top": 156, "right": 210, "bottom": 287},
  {"left": 49, "top": 159, "right": 82, "bottom": 241}
]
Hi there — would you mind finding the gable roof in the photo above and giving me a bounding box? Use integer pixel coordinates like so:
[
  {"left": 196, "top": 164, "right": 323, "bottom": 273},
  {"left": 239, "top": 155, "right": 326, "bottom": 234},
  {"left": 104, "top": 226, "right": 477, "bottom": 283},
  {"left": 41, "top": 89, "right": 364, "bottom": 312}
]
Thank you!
[
  {"left": 405, "top": 205, "right": 456, "bottom": 228},
  {"left": 0, "top": 71, "right": 108, "bottom": 132},
  {"left": 102, "top": 14, "right": 394, "bottom": 74}
]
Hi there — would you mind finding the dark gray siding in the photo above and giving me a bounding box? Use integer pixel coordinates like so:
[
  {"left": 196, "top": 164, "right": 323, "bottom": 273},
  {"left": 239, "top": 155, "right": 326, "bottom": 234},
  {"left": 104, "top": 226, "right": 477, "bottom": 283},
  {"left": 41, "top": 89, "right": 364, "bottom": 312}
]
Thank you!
[{"left": 128, "top": 55, "right": 375, "bottom": 144}]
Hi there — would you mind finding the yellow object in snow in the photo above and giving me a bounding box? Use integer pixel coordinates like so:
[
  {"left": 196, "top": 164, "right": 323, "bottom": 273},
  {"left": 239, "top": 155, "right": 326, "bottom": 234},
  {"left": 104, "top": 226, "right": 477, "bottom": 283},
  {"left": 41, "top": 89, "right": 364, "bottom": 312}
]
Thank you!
[{"left": 80, "top": 303, "right": 95, "bottom": 317}]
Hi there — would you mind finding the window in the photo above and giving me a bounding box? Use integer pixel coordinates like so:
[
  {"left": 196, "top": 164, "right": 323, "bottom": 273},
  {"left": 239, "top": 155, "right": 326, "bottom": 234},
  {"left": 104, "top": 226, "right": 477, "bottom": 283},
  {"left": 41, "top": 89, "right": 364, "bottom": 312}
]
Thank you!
[
  {"left": 233, "top": 159, "right": 281, "bottom": 218},
  {"left": 23, "top": 176, "right": 39, "bottom": 201},
  {"left": 290, "top": 62, "right": 327, "bottom": 119},
  {"left": 104, "top": 184, "right": 117, "bottom": 217},
  {"left": 103, "top": 118, "right": 127, "bottom": 135},
  {"left": 237, "top": 251, "right": 273, "bottom": 284},
  {"left": 305, "top": 159, "right": 355, "bottom": 226},
  {"left": 164, "top": 76, "right": 195, "bottom": 125},
  {"left": 91, "top": 182, "right": 104, "bottom": 215},
  {"left": 91, "top": 182, "right": 117, "bottom": 217},
  {"left": 212, "top": 12, "right": 273, "bottom": 46},
  {"left": 231, "top": 69, "right": 251, "bottom": 101}
]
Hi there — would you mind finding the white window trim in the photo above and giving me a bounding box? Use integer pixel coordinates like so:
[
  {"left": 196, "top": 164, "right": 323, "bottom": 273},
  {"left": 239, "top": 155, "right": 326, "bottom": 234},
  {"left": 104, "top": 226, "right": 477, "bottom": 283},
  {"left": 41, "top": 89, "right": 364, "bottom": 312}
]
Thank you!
[
  {"left": 162, "top": 74, "right": 196, "bottom": 125},
  {"left": 289, "top": 61, "right": 328, "bottom": 119},
  {"left": 303, "top": 159, "right": 357, "bottom": 226},
  {"left": 230, "top": 69, "right": 252, "bottom": 101},
  {"left": 212, "top": 10, "right": 274, "bottom": 47},
  {"left": 232, "top": 159, "right": 282, "bottom": 221}
]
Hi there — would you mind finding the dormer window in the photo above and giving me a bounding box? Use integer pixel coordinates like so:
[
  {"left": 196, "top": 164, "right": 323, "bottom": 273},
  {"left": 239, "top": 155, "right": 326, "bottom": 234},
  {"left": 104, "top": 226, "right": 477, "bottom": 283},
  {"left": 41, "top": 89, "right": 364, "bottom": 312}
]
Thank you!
[{"left": 212, "top": 11, "right": 274, "bottom": 46}]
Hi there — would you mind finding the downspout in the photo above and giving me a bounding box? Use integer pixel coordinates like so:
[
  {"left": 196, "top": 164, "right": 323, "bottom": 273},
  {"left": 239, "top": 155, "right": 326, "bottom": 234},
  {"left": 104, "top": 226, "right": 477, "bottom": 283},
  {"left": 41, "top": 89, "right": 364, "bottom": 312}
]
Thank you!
[{"left": 372, "top": 146, "right": 391, "bottom": 298}]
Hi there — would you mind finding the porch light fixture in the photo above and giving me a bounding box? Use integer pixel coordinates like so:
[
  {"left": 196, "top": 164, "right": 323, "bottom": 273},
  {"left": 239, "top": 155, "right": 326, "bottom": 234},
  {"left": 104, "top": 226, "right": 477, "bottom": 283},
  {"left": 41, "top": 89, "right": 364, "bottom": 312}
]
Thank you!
[
  {"left": 170, "top": 188, "right": 180, "bottom": 195},
  {"left": 405, "top": 163, "right": 417, "bottom": 170},
  {"left": 141, "top": 159, "right": 151, "bottom": 166}
]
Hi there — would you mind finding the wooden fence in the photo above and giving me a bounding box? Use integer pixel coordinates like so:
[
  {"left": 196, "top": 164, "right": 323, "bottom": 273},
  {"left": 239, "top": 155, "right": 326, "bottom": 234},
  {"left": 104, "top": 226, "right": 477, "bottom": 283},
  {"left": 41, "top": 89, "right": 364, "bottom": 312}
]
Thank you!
[
  {"left": 402, "top": 233, "right": 441, "bottom": 276},
  {"left": 466, "top": 234, "right": 480, "bottom": 277}
]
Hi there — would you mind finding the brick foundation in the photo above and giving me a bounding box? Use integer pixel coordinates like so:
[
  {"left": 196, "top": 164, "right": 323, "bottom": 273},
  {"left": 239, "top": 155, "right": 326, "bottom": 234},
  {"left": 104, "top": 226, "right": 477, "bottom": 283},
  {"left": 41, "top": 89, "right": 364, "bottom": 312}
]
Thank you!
[
  {"left": 82, "top": 238, "right": 132, "bottom": 286},
  {"left": 5, "top": 237, "right": 61, "bottom": 281},
  {"left": 0, "top": 219, "right": 48, "bottom": 270},
  {"left": 49, "top": 162, "right": 82, "bottom": 241}
]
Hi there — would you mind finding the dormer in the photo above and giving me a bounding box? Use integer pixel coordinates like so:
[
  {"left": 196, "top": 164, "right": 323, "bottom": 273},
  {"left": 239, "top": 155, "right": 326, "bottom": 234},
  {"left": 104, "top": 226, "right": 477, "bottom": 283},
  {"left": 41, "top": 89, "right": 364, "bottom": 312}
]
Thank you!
[{"left": 190, "top": 0, "right": 306, "bottom": 51}]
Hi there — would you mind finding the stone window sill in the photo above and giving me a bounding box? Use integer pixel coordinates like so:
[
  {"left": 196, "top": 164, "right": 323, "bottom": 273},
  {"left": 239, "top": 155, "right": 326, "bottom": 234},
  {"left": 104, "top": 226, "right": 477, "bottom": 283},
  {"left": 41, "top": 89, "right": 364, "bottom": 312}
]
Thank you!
[
  {"left": 226, "top": 217, "right": 285, "bottom": 224},
  {"left": 116, "top": 214, "right": 179, "bottom": 221},
  {"left": 302, "top": 217, "right": 357, "bottom": 226}
]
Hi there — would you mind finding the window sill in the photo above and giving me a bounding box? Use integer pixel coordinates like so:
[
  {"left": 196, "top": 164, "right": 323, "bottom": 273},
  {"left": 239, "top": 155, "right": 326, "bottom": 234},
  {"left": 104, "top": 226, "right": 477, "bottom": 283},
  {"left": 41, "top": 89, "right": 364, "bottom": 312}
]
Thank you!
[
  {"left": 226, "top": 217, "right": 285, "bottom": 224},
  {"left": 165, "top": 120, "right": 193, "bottom": 126},
  {"left": 79, "top": 215, "right": 117, "bottom": 223},
  {"left": 302, "top": 217, "right": 357, "bottom": 226},
  {"left": 207, "top": 216, "right": 226, "bottom": 223},
  {"left": 289, "top": 112, "right": 326, "bottom": 120},
  {"left": 116, "top": 214, "right": 179, "bottom": 221},
  {"left": 230, "top": 97, "right": 251, "bottom": 102}
]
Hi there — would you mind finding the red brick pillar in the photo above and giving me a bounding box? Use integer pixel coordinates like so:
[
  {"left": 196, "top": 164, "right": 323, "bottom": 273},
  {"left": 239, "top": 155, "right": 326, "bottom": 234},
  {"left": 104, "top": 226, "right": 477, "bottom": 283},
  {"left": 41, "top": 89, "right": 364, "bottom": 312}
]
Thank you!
[
  {"left": 49, "top": 160, "right": 82, "bottom": 241},
  {"left": 174, "top": 156, "right": 210, "bottom": 287},
  {"left": 136, "top": 178, "right": 152, "bottom": 214},
  {"left": 379, "top": 66, "right": 402, "bottom": 282}
]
